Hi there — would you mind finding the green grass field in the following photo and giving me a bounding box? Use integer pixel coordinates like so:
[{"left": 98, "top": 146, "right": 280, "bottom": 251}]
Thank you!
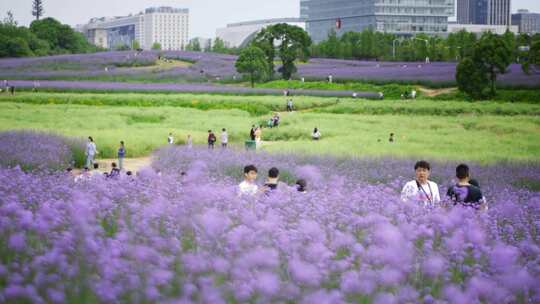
[{"left": 0, "top": 92, "right": 539, "bottom": 163}]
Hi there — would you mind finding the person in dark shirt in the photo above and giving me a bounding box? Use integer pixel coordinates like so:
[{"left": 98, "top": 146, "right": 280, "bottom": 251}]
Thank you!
[
  {"left": 107, "top": 162, "right": 120, "bottom": 178},
  {"left": 447, "top": 164, "right": 486, "bottom": 210},
  {"left": 250, "top": 125, "right": 256, "bottom": 141},
  {"left": 207, "top": 130, "right": 216, "bottom": 149},
  {"left": 264, "top": 167, "right": 280, "bottom": 192}
]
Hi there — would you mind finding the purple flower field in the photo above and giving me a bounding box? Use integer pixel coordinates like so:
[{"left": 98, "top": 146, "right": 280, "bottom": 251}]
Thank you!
[
  {"left": 1, "top": 145, "right": 539, "bottom": 303},
  {"left": 0, "top": 131, "right": 85, "bottom": 172},
  {"left": 1, "top": 51, "right": 539, "bottom": 86}
]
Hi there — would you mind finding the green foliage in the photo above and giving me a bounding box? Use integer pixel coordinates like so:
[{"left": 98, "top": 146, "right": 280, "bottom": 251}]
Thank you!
[
  {"left": 521, "top": 33, "right": 540, "bottom": 75},
  {"left": 0, "top": 22, "right": 50, "bottom": 57},
  {"left": 186, "top": 39, "right": 201, "bottom": 52},
  {"left": 151, "top": 42, "right": 162, "bottom": 50},
  {"left": 259, "top": 80, "right": 415, "bottom": 99},
  {"left": 235, "top": 46, "right": 269, "bottom": 88},
  {"left": 30, "top": 18, "right": 94, "bottom": 54},
  {"left": 212, "top": 37, "right": 227, "bottom": 53},
  {"left": 457, "top": 32, "right": 513, "bottom": 99},
  {"left": 252, "top": 23, "right": 312, "bottom": 80},
  {"left": 456, "top": 57, "right": 489, "bottom": 99},
  {"left": 132, "top": 40, "right": 140, "bottom": 50}
]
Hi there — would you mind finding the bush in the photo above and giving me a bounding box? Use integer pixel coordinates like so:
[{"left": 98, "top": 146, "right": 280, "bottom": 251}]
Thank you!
[{"left": 0, "top": 130, "right": 85, "bottom": 171}]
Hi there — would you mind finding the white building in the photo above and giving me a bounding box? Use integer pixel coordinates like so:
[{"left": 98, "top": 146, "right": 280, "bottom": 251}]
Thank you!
[
  {"left": 216, "top": 18, "right": 305, "bottom": 48},
  {"left": 447, "top": 23, "right": 518, "bottom": 35},
  {"left": 77, "top": 7, "right": 189, "bottom": 51}
]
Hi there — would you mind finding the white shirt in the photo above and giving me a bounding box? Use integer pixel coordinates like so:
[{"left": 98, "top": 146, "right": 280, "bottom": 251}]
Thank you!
[
  {"left": 401, "top": 180, "right": 440, "bottom": 206},
  {"left": 312, "top": 131, "right": 321, "bottom": 139},
  {"left": 221, "top": 132, "right": 228, "bottom": 144},
  {"left": 238, "top": 181, "right": 258, "bottom": 196},
  {"left": 168, "top": 136, "right": 174, "bottom": 144},
  {"left": 86, "top": 142, "right": 97, "bottom": 156}
]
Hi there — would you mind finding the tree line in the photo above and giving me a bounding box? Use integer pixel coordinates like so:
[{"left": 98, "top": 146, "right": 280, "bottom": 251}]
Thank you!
[
  {"left": 0, "top": 13, "right": 101, "bottom": 58},
  {"left": 311, "top": 28, "right": 538, "bottom": 63}
]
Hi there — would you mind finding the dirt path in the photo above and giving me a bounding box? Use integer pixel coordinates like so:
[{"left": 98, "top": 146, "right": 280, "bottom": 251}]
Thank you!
[
  {"left": 72, "top": 157, "right": 152, "bottom": 175},
  {"left": 418, "top": 87, "right": 457, "bottom": 97}
]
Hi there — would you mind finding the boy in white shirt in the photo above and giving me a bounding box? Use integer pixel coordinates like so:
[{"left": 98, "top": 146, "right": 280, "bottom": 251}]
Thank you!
[
  {"left": 238, "top": 165, "right": 258, "bottom": 196},
  {"left": 401, "top": 160, "right": 440, "bottom": 207}
]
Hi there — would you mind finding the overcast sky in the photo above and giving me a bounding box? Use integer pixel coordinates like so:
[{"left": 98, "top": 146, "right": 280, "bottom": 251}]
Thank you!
[{"left": 1, "top": 0, "right": 539, "bottom": 38}]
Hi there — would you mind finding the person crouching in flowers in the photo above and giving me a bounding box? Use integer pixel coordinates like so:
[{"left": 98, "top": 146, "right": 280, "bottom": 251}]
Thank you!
[
  {"left": 401, "top": 160, "right": 440, "bottom": 207},
  {"left": 238, "top": 165, "right": 259, "bottom": 196}
]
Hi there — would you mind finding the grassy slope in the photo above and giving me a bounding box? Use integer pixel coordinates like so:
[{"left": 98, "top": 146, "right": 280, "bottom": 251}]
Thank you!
[{"left": 1, "top": 92, "right": 539, "bottom": 163}]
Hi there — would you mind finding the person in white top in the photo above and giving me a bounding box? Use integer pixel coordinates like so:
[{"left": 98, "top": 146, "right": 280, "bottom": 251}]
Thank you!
[
  {"left": 186, "top": 134, "right": 193, "bottom": 149},
  {"left": 221, "top": 128, "right": 228, "bottom": 148},
  {"left": 168, "top": 133, "right": 174, "bottom": 145},
  {"left": 238, "top": 165, "right": 259, "bottom": 196},
  {"left": 85, "top": 136, "right": 98, "bottom": 169},
  {"left": 312, "top": 127, "right": 321, "bottom": 140},
  {"left": 401, "top": 160, "right": 441, "bottom": 207}
]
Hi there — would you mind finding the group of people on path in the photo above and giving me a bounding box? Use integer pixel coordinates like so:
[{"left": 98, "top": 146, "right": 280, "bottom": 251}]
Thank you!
[{"left": 400, "top": 160, "right": 487, "bottom": 210}]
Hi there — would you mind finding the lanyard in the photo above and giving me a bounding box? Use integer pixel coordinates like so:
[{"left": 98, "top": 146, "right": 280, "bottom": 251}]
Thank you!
[{"left": 416, "top": 180, "right": 433, "bottom": 204}]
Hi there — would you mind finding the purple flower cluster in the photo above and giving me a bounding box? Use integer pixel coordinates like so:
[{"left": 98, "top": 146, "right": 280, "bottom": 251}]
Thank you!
[
  {"left": 0, "top": 130, "right": 78, "bottom": 171},
  {"left": 2, "top": 51, "right": 538, "bottom": 86},
  {"left": 1, "top": 146, "right": 538, "bottom": 303}
]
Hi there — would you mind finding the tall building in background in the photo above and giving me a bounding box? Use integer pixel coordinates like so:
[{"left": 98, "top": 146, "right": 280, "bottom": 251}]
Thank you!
[
  {"left": 456, "top": 0, "right": 511, "bottom": 25},
  {"left": 300, "top": 0, "right": 455, "bottom": 42},
  {"left": 512, "top": 9, "right": 540, "bottom": 34},
  {"left": 77, "top": 7, "right": 189, "bottom": 50}
]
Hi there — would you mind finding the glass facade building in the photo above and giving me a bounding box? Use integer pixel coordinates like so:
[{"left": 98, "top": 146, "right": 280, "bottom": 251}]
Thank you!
[
  {"left": 301, "top": 0, "right": 454, "bottom": 42},
  {"left": 457, "top": 0, "right": 511, "bottom": 26},
  {"left": 512, "top": 9, "right": 540, "bottom": 34}
]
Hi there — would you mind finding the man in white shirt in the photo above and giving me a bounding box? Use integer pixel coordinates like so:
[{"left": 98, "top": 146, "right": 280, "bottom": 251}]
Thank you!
[
  {"left": 221, "top": 128, "right": 228, "bottom": 148},
  {"left": 238, "top": 165, "right": 258, "bottom": 196},
  {"left": 85, "top": 136, "right": 98, "bottom": 169},
  {"left": 167, "top": 133, "right": 174, "bottom": 145},
  {"left": 401, "top": 160, "right": 440, "bottom": 207}
]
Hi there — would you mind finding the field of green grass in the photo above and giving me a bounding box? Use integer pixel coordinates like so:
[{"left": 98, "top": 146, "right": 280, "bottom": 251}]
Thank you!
[{"left": 0, "top": 92, "right": 539, "bottom": 163}]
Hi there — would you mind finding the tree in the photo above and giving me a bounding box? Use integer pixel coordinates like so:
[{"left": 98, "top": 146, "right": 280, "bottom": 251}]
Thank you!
[
  {"left": 3, "top": 11, "right": 17, "bottom": 26},
  {"left": 235, "top": 46, "right": 269, "bottom": 88},
  {"left": 132, "top": 40, "right": 140, "bottom": 50},
  {"left": 0, "top": 37, "right": 33, "bottom": 57},
  {"left": 32, "top": 0, "right": 44, "bottom": 21},
  {"left": 456, "top": 57, "right": 489, "bottom": 99},
  {"left": 212, "top": 38, "right": 227, "bottom": 53},
  {"left": 521, "top": 34, "right": 540, "bottom": 75},
  {"left": 151, "top": 42, "right": 161, "bottom": 50},
  {"left": 186, "top": 39, "right": 201, "bottom": 52},
  {"left": 252, "top": 23, "right": 311, "bottom": 80},
  {"left": 456, "top": 32, "right": 512, "bottom": 99},
  {"left": 475, "top": 32, "right": 513, "bottom": 96}
]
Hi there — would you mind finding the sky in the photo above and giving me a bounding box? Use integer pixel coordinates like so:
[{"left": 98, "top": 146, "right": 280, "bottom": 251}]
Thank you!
[{"left": 1, "top": 0, "right": 539, "bottom": 38}]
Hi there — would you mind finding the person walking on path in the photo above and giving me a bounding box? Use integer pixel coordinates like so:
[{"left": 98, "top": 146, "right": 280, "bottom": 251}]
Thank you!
[
  {"left": 221, "top": 128, "right": 228, "bottom": 148},
  {"left": 117, "top": 141, "right": 126, "bottom": 171},
  {"left": 85, "top": 136, "right": 98, "bottom": 169},
  {"left": 286, "top": 99, "right": 294, "bottom": 112},
  {"left": 208, "top": 130, "right": 217, "bottom": 149}
]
